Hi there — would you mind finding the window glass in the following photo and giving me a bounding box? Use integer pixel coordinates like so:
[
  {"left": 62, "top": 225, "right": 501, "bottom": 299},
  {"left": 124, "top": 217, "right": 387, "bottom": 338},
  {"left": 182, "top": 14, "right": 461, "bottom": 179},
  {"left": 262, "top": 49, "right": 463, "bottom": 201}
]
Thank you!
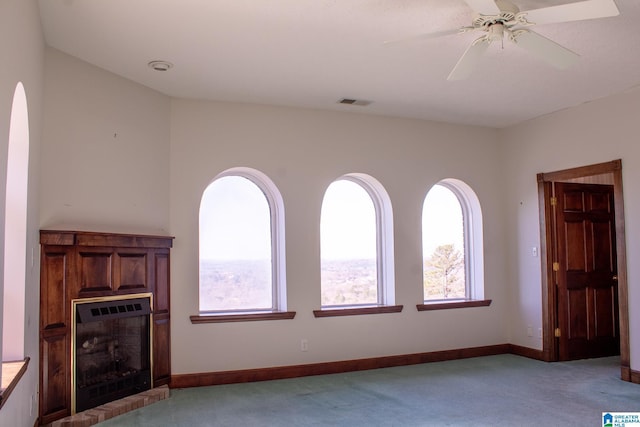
[
  {"left": 321, "top": 179, "right": 378, "bottom": 306},
  {"left": 199, "top": 175, "right": 273, "bottom": 312},
  {"left": 422, "top": 184, "right": 466, "bottom": 300}
]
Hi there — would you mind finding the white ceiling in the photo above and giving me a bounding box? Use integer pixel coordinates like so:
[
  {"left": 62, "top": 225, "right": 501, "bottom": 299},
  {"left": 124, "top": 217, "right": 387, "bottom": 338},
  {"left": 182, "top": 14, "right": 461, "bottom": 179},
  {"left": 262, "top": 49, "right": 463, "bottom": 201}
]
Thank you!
[{"left": 37, "top": 0, "right": 640, "bottom": 128}]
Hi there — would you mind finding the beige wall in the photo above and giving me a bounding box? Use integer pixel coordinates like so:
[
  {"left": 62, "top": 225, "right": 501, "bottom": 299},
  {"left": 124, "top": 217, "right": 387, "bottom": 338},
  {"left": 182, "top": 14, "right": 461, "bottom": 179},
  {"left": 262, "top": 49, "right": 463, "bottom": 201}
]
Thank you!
[
  {"left": 36, "top": 47, "right": 511, "bottom": 377},
  {"left": 500, "top": 87, "right": 640, "bottom": 369},
  {"left": 0, "top": 0, "right": 44, "bottom": 425},
  {"left": 35, "top": 47, "right": 510, "bottom": 376},
  {"left": 169, "top": 99, "right": 508, "bottom": 373},
  {"left": 6, "top": 4, "right": 640, "bottom": 425},
  {"left": 33, "top": 50, "right": 640, "bottom": 399},
  {"left": 40, "top": 49, "right": 171, "bottom": 234},
  {"left": 43, "top": 31, "right": 639, "bottom": 378}
]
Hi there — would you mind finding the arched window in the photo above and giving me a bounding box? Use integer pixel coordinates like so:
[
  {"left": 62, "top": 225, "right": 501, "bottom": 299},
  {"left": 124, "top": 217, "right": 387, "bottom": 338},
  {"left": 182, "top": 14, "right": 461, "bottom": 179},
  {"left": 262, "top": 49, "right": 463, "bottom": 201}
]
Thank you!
[
  {"left": 2, "top": 82, "right": 29, "bottom": 363},
  {"left": 199, "top": 168, "right": 286, "bottom": 313},
  {"left": 320, "top": 174, "right": 394, "bottom": 307},
  {"left": 422, "top": 179, "right": 484, "bottom": 301}
]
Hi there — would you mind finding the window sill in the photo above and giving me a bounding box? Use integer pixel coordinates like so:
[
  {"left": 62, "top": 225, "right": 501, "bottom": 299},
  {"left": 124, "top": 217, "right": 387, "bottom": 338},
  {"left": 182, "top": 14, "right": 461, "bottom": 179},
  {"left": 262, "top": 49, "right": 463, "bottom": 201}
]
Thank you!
[
  {"left": 417, "top": 299, "right": 492, "bottom": 311},
  {"left": 313, "top": 305, "right": 403, "bottom": 318},
  {"left": 0, "top": 357, "right": 29, "bottom": 410},
  {"left": 190, "top": 311, "right": 296, "bottom": 324}
]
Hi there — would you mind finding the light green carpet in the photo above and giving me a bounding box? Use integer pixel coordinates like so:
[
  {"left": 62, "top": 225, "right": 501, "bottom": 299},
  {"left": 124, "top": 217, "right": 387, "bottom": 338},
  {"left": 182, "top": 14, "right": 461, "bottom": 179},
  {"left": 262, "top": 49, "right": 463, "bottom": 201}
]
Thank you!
[{"left": 98, "top": 355, "right": 640, "bottom": 426}]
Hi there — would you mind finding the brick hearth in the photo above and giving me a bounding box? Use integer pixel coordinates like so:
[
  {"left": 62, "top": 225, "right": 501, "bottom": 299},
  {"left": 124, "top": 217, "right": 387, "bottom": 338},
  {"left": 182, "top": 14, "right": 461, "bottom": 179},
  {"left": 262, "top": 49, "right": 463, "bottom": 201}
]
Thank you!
[{"left": 46, "top": 385, "right": 169, "bottom": 427}]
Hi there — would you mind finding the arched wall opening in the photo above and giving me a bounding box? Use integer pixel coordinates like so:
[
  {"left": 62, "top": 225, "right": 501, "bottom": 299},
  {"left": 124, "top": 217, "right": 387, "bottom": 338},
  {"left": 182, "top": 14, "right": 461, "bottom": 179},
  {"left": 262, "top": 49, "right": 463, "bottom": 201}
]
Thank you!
[{"left": 2, "top": 82, "right": 30, "bottom": 362}]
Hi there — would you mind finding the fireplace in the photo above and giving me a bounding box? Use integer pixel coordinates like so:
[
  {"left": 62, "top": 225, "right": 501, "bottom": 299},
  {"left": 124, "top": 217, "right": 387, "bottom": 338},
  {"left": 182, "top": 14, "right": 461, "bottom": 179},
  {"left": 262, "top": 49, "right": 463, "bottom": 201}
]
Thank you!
[
  {"left": 40, "top": 230, "right": 172, "bottom": 424},
  {"left": 72, "top": 294, "right": 153, "bottom": 413}
]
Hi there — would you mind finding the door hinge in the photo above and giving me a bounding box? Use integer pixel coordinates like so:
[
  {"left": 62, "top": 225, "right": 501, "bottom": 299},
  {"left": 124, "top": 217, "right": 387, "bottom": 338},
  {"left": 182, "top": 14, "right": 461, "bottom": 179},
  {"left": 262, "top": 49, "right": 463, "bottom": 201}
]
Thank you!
[
  {"left": 552, "top": 262, "right": 560, "bottom": 272},
  {"left": 550, "top": 196, "right": 557, "bottom": 206},
  {"left": 554, "top": 328, "right": 561, "bottom": 338}
]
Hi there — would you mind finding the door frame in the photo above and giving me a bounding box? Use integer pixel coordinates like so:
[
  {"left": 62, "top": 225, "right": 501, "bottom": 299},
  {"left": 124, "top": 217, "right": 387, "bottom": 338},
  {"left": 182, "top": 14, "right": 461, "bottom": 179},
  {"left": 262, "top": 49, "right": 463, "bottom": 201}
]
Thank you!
[{"left": 537, "top": 159, "right": 630, "bottom": 380}]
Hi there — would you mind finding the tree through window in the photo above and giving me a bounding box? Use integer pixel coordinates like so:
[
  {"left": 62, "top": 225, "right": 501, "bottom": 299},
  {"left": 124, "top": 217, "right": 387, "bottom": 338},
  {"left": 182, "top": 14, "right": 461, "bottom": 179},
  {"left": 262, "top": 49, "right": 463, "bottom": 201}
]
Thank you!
[
  {"left": 422, "top": 180, "right": 484, "bottom": 301},
  {"left": 423, "top": 185, "right": 465, "bottom": 299}
]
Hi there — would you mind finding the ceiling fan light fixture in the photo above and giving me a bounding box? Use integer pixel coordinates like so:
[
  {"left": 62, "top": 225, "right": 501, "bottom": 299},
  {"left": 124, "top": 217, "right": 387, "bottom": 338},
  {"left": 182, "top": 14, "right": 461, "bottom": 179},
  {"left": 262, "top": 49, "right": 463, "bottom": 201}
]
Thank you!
[
  {"left": 394, "top": 0, "right": 620, "bottom": 80},
  {"left": 488, "top": 23, "right": 505, "bottom": 42}
]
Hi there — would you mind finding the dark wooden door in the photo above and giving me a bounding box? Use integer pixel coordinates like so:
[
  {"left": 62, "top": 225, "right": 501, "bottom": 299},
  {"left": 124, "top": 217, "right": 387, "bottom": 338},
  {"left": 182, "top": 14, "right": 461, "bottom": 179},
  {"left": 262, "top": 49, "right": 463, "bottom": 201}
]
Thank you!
[{"left": 554, "top": 182, "right": 619, "bottom": 360}]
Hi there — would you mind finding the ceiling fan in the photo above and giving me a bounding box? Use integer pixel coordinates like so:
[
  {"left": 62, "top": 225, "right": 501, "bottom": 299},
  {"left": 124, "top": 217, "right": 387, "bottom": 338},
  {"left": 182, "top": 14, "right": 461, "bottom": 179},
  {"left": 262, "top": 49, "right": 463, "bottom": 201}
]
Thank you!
[{"left": 388, "top": 0, "right": 620, "bottom": 80}]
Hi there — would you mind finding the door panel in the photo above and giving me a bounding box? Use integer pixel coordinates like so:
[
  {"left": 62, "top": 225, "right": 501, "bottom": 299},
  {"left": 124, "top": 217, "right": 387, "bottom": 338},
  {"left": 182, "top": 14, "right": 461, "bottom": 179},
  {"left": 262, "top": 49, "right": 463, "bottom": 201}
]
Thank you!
[
  {"left": 567, "top": 289, "right": 587, "bottom": 338},
  {"left": 555, "top": 182, "right": 619, "bottom": 360},
  {"left": 592, "top": 221, "right": 613, "bottom": 269},
  {"left": 594, "top": 287, "right": 615, "bottom": 337},
  {"left": 564, "top": 221, "right": 586, "bottom": 271}
]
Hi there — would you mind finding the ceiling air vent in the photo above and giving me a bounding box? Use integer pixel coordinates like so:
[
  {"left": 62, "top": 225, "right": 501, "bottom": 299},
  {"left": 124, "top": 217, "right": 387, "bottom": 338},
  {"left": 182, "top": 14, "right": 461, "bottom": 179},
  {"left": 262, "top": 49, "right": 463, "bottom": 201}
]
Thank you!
[{"left": 338, "top": 98, "right": 372, "bottom": 107}]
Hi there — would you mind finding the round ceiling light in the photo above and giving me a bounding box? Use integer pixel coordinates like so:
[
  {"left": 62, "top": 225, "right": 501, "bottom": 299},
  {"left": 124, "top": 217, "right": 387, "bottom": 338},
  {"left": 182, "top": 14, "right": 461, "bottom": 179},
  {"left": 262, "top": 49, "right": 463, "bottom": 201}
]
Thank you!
[{"left": 148, "top": 60, "right": 173, "bottom": 72}]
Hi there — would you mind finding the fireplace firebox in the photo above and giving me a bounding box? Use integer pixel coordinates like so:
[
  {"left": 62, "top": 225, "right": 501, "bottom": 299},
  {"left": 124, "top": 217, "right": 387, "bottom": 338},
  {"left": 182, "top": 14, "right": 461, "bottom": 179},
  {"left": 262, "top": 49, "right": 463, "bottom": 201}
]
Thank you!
[{"left": 73, "top": 294, "right": 152, "bottom": 413}]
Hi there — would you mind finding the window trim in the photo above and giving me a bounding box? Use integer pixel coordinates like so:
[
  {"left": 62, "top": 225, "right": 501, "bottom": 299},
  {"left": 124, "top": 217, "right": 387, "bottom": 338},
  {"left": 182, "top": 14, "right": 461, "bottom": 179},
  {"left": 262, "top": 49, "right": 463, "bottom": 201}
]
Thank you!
[
  {"left": 190, "top": 311, "right": 296, "bottom": 324},
  {"left": 417, "top": 299, "right": 491, "bottom": 311},
  {"left": 422, "top": 179, "right": 485, "bottom": 303},
  {"left": 319, "top": 173, "right": 395, "bottom": 309},
  {"left": 198, "top": 167, "right": 287, "bottom": 316},
  {"left": 313, "top": 305, "right": 403, "bottom": 318},
  {"left": 0, "top": 357, "right": 29, "bottom": 410}
]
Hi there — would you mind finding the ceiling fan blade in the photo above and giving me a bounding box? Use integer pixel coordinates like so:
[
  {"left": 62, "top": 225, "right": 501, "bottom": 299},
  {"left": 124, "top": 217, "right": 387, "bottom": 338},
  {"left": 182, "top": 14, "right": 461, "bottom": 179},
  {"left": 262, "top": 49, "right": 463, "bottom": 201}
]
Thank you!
[
  {"left": 518, "top": 0, "right": 619, "bottom": 26},
  {"left": 447, "top": 38, "right": 490, "bottom": 81},
  {"left": 384, "top": 28, "right": 466, "bottom": 45},
  {"left": 511, "top": 30, "right": 580, "bottom": 70},
  {"left": 463, "top": 0, "right": 500, "bottom": 15}
]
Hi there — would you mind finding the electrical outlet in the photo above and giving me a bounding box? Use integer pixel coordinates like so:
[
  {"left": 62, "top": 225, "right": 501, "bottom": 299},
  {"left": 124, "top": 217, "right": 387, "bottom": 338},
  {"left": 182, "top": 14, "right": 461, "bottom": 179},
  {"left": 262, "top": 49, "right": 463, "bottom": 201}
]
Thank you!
[
  {"left": 300, "top": 339, "right": 308, "bottom": 352},
  {"left": 532, "top": 247, "right": 538, "bottom": 257},
  {"left": 527, "top": 326, "right": 533, "bottom": 337}
]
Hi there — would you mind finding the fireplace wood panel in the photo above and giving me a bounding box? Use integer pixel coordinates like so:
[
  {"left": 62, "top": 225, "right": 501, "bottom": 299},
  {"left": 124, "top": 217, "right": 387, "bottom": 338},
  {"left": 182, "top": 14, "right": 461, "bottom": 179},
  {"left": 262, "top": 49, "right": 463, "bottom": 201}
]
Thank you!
[
  {"left": 153, "top": 314, "right": 171, "bottom": 385},
  {"left": 41, "top": 330, "right": 69, "bottom": 420},
  {"left": 40, "top": 247, "right": 73, "bottom": 328},
  {"left": 116, "top": 251, "right": 148, "bottom": 291},
  {"left": 78, "top": 249, "right": 113, "bottom": 294},
  {"left": 39, "top": 230, "right": 173, "bottom": 425}
]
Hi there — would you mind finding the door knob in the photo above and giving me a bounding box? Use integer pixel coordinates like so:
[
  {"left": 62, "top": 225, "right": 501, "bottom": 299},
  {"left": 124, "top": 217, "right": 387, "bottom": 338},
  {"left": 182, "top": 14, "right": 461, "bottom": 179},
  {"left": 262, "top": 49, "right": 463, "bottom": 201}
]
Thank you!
[{"left": 612, "top": 275, "right": 618, "bottom": 281}]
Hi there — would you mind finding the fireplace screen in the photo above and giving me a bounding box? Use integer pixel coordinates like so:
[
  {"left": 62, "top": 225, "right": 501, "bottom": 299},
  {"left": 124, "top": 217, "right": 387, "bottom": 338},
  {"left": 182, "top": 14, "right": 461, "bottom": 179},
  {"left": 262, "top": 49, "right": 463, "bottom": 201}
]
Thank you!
[{"left": 74, "top": 296, "right": 152, "bottom": 412}]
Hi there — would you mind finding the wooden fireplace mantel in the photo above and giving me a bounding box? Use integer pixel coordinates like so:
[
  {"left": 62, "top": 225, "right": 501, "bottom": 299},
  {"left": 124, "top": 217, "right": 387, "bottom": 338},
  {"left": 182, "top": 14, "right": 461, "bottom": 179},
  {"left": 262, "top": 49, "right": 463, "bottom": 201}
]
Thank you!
[{"left": 39, "top": 230, "right": 174, "bottom": 425}]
